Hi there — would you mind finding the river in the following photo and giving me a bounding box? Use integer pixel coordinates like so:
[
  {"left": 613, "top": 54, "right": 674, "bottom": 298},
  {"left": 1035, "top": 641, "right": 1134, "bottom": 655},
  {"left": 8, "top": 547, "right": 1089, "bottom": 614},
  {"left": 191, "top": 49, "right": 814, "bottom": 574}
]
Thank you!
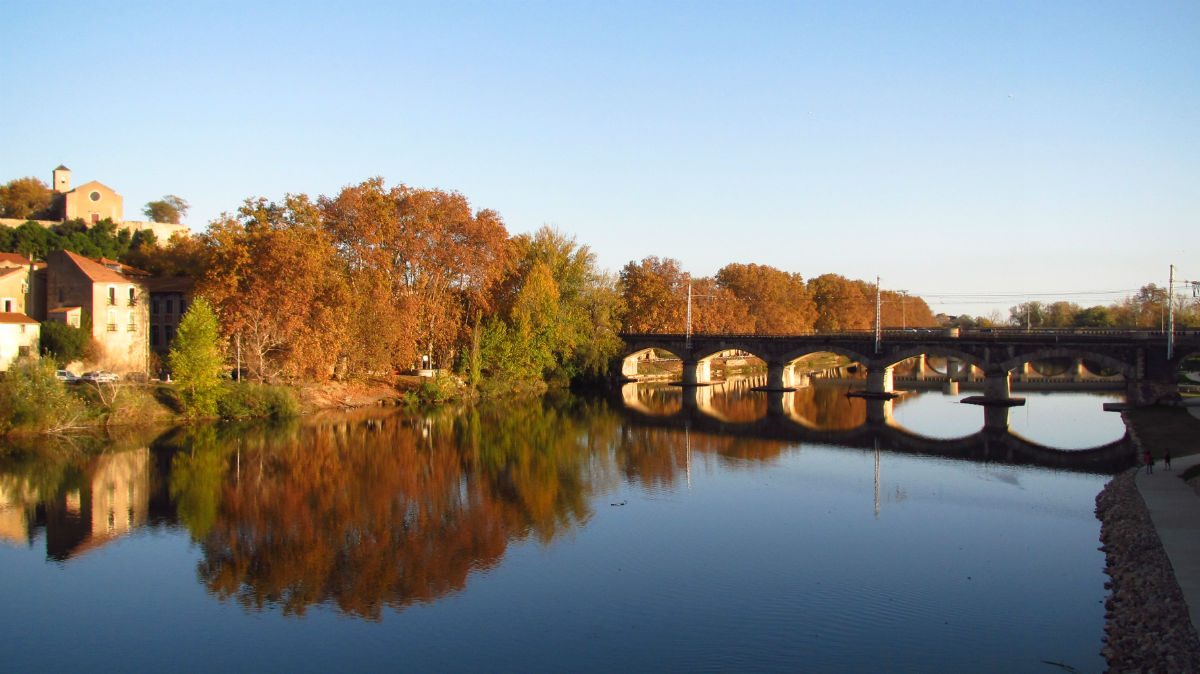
[{"left": 0, "top": 382, "right": 1130, "bottom": 672}]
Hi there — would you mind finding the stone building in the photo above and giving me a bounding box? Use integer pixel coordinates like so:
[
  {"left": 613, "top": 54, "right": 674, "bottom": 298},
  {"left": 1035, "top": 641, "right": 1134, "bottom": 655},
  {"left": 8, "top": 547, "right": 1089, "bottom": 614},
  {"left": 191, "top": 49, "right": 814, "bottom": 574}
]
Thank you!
[{"left": 45, "top": 250, "right": 149, "bottom": 375}]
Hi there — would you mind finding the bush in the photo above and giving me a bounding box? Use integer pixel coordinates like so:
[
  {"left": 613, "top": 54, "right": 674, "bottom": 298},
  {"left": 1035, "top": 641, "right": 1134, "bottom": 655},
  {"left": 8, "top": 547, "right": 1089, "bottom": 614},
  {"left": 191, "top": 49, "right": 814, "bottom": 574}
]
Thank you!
[
  {"left": 0, "top": 358, "right": 87, "bottom": 433},
  {"left": 215, "top": 382, "right": 299, "bottom": 419}
]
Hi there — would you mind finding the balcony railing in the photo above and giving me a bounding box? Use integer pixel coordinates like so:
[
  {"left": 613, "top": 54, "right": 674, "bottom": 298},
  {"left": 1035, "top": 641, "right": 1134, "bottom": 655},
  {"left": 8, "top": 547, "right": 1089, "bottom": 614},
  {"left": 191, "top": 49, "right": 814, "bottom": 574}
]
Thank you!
[
  {"left": 127, "top": 298, "right": 137, "bottom": 307},
  {"left": 107, "top": 298, "right": 117, "bottom": 306},
  {"left": 126, "top": 324, "right": 136, "bottom": 332},
  {"left": 106, "top": 323, "right": 117, "bottom": 332}
]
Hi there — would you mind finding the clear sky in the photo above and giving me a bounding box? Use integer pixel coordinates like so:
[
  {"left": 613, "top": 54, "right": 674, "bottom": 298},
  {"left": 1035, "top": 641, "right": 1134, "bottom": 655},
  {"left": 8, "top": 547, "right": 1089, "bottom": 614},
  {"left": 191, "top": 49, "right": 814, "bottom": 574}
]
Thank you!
[{"left": 3, "top": 1, "right": 1196, "bottom": 318}]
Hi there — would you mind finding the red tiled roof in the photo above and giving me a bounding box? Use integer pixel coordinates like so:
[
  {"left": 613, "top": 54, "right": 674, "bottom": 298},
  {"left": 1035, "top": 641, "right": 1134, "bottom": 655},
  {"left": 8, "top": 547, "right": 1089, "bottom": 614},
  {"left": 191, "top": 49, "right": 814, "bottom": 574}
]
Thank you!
[
  {"left": 49, "top": 306, "right": 82, "bottom": 313},
  {"left": 0, "top": 252, "right": 45, "bottom": 269},
  {"left": 56, "top": 250, "right": 136, "bottom": 285},
  {"left": 0, "top": 312, "right": 38, "bottom": 325}
]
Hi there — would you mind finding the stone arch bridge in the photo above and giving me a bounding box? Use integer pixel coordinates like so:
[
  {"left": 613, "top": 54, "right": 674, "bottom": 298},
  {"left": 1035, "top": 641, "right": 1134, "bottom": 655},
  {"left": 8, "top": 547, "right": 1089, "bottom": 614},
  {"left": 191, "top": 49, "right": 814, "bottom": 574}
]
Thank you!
[{"left": 619, "top": 329, "right": 1200, "bottom": 406}]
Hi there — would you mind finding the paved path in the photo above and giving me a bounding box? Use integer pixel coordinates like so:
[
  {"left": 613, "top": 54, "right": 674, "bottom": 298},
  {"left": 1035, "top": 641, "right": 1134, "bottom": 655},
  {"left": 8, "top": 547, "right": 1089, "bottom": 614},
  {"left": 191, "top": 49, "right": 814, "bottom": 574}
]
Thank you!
[{"left": 1135, "top": 452, "right": 1200, "bottom": 634}]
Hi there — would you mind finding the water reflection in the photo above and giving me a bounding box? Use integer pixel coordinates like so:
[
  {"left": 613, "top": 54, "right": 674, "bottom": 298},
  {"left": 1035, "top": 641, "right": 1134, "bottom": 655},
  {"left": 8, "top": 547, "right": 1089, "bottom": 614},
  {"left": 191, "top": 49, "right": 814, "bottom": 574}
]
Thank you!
[
  {"left": 620, "top": 380, "right": 1133, "bottom": 471},
  {"left": 0, "top": 387, "right": 1132, "bottom": 621}
]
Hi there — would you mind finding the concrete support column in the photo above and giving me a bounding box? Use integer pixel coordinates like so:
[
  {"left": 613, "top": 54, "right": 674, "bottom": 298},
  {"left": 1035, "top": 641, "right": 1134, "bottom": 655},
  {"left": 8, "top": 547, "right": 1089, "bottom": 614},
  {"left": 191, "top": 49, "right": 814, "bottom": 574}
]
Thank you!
[
  {"left": 983, "top": 370, "right": 1012, "bottom": 401},
  {"left": 682, "top": 359, "right": 711, "bottom": 386},
  {"left": 1073, "top": 358, "right": 1086, "bottom": 380},
  {"left": 866, "top": 365, "right": 894, "bottom": 395},
  {"left": 942, "top": 381, "right": 959, "bottom": 396},
  {"left": 792, "top": 373, "right": 811, "bottom": 388},
  {"left": 681, "top": 384, "right": 712, "bottom": 411},
  {"left": 914, "top": 353, "right": 928, "bottom": 380}
]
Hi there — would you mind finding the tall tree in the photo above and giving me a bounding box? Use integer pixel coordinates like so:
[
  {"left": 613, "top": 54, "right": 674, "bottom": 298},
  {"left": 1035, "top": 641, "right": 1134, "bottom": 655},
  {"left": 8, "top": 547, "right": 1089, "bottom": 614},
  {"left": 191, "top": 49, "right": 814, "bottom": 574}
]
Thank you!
[{"left": 169, "top": 298, "right": 224, "bottom": 417}]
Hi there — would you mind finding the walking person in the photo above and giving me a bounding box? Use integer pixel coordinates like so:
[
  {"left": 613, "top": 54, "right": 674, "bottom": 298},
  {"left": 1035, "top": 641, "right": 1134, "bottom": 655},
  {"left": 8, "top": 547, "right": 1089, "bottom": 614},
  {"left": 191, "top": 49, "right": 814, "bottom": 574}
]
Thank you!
[
  {"left": 1144, "top": 450, "right": 1154, "bottom": 475},
  {"left": 1165, "top": 449, "right": 1172, "bottom": 471}
]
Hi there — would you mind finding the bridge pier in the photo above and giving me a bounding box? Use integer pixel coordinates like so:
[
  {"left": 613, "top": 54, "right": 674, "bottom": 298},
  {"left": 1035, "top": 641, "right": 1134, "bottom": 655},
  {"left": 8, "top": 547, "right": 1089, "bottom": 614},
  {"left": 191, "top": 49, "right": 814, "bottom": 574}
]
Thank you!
[
  {"left": 914, "top": 354, "right": 928, "bottom": 380},
  {"left": 757, "top": 360, "right": 797, "bottom": 391},
  {"left": 620, "top": 355, "right": 640, "bottom": 380},
  {"left": 962, "top": 369, "right": 1026, "bottom": 407},
  {"left": 849, "top": 364, "right": 898, "bottom": 400},
  {"left": 680, "top": 359, "right": 713, "bottom": 387}
]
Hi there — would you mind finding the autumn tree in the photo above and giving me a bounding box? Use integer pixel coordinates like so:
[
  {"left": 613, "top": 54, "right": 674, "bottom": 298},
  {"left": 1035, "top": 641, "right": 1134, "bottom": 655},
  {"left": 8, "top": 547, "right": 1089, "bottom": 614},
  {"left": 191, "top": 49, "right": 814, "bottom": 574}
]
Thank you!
[
  {"left": 715, "top": 263, "right": 815, "bottom": 334},
  {"left": 0, "top": 177, "right": 54, "bottom": 220},
  {"left": 619, "top": 256, "right": 688, "bottom": 333},
  {"left": 320, "top": 178, "right": 509, "bottom": 373},
  {"left": 198, "top": 196, "right": 349, "bottom": 381},
  {"left": 169, "top": 298, "right": 224, "bottom": 417},
  {"left": 143, "top": 194, "right": 190, "bottom": 224},
  {"left": 808, "top": 274, "right": 872, "bottom": 331}
]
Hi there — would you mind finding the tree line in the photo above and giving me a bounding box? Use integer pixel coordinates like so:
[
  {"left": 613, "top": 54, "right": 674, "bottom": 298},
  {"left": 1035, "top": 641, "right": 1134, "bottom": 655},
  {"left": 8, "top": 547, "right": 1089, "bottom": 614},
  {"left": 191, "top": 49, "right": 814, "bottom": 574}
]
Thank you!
[{"left": 3, "top": 173, "right": 1196, "bottom": 387}]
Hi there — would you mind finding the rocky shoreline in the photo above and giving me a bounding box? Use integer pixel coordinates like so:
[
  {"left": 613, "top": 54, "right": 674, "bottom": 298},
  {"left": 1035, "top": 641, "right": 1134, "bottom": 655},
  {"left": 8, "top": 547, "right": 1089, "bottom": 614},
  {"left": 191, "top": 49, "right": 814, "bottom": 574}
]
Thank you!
[{"left": 1096, "top": 468, "right": 1200, "bottom": 671}]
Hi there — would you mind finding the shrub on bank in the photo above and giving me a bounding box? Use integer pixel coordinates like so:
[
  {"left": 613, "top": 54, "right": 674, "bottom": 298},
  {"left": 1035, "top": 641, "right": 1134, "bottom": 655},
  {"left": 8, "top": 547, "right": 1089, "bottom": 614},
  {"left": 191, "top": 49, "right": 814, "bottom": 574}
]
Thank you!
[
  {"left": 0, "top": 358, "right": 88, "bottom": 433},
  {"left": 215, "top": 382, "right": 299, "bottom": 419}
]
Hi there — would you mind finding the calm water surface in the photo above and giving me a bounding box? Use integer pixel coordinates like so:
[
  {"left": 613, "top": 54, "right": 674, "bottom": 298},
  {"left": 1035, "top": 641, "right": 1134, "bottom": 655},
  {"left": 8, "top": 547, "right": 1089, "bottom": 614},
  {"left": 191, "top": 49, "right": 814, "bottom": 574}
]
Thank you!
[{"left": 0, "top": 384, "right": 1131, "bottom": 672}]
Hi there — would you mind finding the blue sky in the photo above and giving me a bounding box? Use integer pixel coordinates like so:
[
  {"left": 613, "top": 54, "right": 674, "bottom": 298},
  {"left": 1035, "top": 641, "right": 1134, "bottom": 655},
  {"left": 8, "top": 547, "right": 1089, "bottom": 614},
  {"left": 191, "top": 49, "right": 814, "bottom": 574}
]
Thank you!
[{"left": 3, "top": 1, "right": 1197, "bottom": 317}]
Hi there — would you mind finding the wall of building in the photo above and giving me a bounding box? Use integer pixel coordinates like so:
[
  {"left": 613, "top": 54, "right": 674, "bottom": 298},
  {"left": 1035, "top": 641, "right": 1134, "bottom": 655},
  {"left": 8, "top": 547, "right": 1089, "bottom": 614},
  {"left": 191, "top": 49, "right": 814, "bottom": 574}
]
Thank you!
[
  {"left": 0, "top": 322, "right": 39, "bottom": 371},
  {"left": 63, "top": 181, "right": 123, "bottom": 224}
]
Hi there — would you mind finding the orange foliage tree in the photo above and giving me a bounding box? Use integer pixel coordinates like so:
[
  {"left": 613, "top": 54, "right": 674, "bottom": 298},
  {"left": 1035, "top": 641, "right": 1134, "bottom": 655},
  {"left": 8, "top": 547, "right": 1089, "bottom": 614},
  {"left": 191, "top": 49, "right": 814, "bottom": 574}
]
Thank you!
[{"left": 320, "top": 178, "right": 510, "bottom": 373}]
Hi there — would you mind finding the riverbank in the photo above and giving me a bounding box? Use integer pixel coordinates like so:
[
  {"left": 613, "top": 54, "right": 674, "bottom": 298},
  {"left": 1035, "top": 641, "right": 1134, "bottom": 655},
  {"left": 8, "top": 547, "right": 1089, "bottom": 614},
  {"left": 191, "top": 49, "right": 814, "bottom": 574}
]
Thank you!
[{"left": 1096, "top": 406, "right": 1200, "bottom": 671}]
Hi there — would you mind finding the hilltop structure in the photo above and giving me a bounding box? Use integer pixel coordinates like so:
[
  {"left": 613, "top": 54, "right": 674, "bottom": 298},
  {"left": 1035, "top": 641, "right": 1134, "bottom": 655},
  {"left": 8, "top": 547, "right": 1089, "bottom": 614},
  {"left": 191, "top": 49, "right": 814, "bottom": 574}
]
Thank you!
[{"left": 0, "top": 166, "right": 191, "bottom": 242}]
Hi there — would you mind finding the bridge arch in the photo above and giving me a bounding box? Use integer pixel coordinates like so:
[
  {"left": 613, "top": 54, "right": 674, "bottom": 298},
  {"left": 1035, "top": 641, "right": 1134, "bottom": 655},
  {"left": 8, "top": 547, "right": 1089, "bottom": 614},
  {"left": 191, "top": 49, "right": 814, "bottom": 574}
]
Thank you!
[{"left": 998, "top": 347, "right": 1136, "bottom": 380}]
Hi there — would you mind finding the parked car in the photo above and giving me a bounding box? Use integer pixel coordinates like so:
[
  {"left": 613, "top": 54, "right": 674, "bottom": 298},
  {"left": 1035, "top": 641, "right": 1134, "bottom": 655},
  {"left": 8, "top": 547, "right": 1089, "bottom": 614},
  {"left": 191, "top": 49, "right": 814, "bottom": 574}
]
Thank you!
[
  {"left": 55, "top": 370, "right": 80, "bottom": 383},
  {"left": 81, "top": 371, "right": 119, "bottom": 383}
]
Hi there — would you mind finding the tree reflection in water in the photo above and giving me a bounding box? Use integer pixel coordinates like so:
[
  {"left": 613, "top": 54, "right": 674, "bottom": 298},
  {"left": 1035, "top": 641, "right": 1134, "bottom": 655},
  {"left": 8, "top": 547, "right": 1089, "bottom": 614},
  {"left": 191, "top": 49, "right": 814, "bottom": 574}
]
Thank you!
[{"left": 171, "top": 398, "right": 618, "bottom": 619}]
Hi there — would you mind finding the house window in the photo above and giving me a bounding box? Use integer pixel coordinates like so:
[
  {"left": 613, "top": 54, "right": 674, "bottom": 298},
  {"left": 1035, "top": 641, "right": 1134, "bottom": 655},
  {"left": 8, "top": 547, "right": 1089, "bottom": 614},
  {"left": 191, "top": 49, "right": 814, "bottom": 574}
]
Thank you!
[
  {"left": 165, "top": 325, "right": 175, "bottom": 344},
  {"left": 127, "top": 287, "right": 136, "bottom": 306},
  {"left": 166, "top": 298, "right": 174, "bottom": 315},
  {"left": 107, "top": 286, "right": 116, "bottom": 306},
  {"left": 2, "top": 299, "right": 10, "bottom": 312},
  {"left": 151, "top": 326, "right": 159, "bottom": 346},
  {"left": 127, "top": 311, "right": 135, "bottom": 332},
  {"left": 151, "top": 298, "right": 159, "bottom": 316},
  {"left": 179, "top": 298, "right": 187, "bottom": 314},
  {"left": 107, "top": 308, "right": 117, "bottom": 332}
]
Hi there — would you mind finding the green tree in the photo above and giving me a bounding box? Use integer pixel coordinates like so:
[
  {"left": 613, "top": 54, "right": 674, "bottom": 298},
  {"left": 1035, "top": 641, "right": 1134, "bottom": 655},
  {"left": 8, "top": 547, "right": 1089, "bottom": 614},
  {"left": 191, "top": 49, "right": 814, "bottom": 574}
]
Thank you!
[
  {"left": 143, "top": 194, "right": 190, "bottom": 224},
  {"left": 168, "top": 298, "right": 224, "bottom": 417},
  {"left": 0, "top": 177, "right": 54, "bottom": 220},
  {"left": 39, "top": 320, "right": 93, "bottom": 366}
]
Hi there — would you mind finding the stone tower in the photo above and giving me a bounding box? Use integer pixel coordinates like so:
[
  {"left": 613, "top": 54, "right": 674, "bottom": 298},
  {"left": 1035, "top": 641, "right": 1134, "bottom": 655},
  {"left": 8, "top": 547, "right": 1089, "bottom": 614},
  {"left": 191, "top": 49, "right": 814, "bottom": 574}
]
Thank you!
[{"left": 52, "top": 165, "right": 71, "bottom": 193}]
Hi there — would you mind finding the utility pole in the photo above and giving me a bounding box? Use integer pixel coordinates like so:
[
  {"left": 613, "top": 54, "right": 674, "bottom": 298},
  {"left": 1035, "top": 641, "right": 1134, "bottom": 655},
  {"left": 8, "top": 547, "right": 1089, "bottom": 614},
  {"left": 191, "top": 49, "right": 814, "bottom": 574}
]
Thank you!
[
  {"left": 899, "top": 290, "right": 908, "bottom": 329},
  {"left": 874, "top": 276, "right": 881, "bottom": 354},
  {"left": 686, "top": 281, "right": 693, "bottom": 351},
  {"left": 1168, "top": 264, "right": 1175, "bottom": 359}
]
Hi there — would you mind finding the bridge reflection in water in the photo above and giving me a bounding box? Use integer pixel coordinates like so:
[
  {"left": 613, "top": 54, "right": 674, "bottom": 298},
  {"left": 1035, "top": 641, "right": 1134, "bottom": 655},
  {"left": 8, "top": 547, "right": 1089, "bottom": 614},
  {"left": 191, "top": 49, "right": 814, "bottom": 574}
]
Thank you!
[{"left": 618, "top": 378, "right": 1133, "bottom": 474}]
